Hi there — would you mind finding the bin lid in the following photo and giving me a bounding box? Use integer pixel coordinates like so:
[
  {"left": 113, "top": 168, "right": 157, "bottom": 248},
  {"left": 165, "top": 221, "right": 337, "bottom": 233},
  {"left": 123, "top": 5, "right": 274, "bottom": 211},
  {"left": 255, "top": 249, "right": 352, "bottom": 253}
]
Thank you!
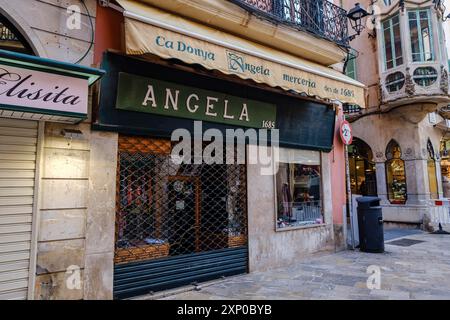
[{"left": 356, "top": 196, "right": 381, "bottom": 208}]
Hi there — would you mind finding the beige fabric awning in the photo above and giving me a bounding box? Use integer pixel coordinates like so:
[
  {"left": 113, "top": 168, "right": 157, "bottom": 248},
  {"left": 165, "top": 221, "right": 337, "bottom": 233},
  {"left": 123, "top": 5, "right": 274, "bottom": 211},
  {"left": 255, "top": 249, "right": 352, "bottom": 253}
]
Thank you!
[{"left": 116, "top": 0, "right": 367, "bottom": 107}]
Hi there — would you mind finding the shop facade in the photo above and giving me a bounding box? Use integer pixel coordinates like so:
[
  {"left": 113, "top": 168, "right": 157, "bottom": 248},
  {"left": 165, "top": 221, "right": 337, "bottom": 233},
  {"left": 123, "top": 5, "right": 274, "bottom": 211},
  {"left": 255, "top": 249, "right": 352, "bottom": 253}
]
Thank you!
[
  {"left": 93, "top": 0, "right": 366, "bottom": 299},
  {"left": 1, "top": 0, "right": 366, "bottom": 300},
  {"left": 0, "top": 0, "right": 108, "bottom": 300},
  {"left": 341, "top": 0, "right": 450, "bottom": 229},
  {"left": 0, "top": 48, "right": 103, "bottom": 299}
]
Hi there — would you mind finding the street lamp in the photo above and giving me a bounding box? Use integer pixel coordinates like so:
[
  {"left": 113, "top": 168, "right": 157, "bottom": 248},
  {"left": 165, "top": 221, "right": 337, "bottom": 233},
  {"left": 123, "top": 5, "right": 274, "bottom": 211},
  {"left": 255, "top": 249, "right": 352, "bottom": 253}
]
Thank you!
[{"left": 347, "top": 3, "right": 371, "bottom": 41}]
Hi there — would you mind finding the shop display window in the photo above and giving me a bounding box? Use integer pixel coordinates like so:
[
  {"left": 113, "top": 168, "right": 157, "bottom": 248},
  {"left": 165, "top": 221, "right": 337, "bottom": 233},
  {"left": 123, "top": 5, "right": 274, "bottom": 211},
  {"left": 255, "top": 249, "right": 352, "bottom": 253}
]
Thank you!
[
  {"left": 427, "top": 139, "right": 438, "bottom": 200},
  {"left": 348, "top": 138, "right": 378, "bottom": 196},
  {"left": 275, "top": 148, "right": 323, "bottom": 230},
  {"left": 385, "top": 140, "right": 407, "bottom": 204}
]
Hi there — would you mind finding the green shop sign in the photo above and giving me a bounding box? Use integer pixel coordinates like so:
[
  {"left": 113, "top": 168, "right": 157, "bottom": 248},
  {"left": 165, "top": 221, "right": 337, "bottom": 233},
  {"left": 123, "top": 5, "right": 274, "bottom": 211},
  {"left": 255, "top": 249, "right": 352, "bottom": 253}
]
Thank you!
[{"left": 116, "top": 72, "right": 277, "bottom": 129}]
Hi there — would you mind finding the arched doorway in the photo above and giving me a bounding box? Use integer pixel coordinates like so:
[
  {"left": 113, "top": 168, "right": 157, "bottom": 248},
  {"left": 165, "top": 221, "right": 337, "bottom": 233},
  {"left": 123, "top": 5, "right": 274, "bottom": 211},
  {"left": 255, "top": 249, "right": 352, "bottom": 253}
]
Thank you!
[
  {"left": 348, "top": 137, "right": 377, "bottom": 196},
  {"left": 0, "top": 14, "right": 34, "bottom": 54},
  {"left": 385, "top": 140, "right": 407, "bottom": 204},
  {"left": 427, "top": 139, "right": 439, "bottom": 199}
]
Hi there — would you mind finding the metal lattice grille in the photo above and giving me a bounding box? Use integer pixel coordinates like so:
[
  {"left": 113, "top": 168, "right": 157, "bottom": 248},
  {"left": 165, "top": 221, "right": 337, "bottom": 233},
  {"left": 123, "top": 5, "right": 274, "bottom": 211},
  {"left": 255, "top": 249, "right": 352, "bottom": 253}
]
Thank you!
[
  {"left": 242, "top": 0, "right": 273, "bottom": 12},
  {"left": 230, "top": 0, "right": 349, "bottom": 47},
  {"left": 115, "top": 136, "right": 248, "bottom": 264}
]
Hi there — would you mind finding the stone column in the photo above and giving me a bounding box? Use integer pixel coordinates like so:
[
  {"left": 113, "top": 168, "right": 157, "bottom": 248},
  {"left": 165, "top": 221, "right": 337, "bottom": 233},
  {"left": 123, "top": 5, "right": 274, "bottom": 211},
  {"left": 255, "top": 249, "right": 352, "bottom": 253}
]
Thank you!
[
  {"left": 405, "top": 158, "right": 430, "bottom": 205},
  {"left": 83, "top": 131, "right": 118, "bottom": 300},
  {"left": 375, "top": 162, "right": 389, "bottom": 204}
]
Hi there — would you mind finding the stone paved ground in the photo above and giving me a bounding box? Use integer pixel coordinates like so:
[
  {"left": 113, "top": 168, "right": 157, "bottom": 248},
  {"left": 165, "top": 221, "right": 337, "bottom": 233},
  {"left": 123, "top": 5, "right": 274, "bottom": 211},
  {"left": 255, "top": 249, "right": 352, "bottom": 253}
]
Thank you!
[{"left": 155, "top": 232, "right": 450, "bottom": 300}]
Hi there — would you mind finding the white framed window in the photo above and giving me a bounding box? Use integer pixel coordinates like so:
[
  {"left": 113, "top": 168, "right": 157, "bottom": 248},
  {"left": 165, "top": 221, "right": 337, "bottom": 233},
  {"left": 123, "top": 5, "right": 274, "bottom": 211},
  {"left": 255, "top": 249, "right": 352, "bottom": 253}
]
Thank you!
[
  {"left": 408, "top": 9, "right": 434, "bottom": 62},
  {"left": 274, "top": 148, "right": 324, "bottom": 230},
  {"left": 381, "top": 14, "right": 403, "bottom": 70}
]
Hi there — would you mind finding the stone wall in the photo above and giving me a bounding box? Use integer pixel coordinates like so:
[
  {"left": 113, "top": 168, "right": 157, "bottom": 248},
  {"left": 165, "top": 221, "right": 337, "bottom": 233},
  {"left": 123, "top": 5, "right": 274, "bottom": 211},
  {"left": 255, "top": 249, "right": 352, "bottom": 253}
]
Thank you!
[
  {"left": 35, "top": 122, "right": 91, "bottom": 300},
  {"left": 0, "top": 0, "right": 119, "bottom": 299},
  {"left": 247, "top": 147, "right": 335, "bottom": 272},
  {"left": 350, "top": 107, "right": 445, "bottom": 225},
  {"left": 0, "top": 0, "right": 96, "bottom": 65}
]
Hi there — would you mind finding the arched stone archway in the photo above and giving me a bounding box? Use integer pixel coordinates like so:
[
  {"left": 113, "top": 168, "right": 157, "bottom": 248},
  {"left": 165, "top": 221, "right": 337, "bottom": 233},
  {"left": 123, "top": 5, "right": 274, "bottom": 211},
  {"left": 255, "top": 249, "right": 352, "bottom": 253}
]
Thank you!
[
  {"left": 348, "top": 137, "right": 377, "bottom": 196},
  {"left": 385, "top": 139, "right": 407, "bottom": 204},
  {"left": 0, "top": 1, "right": 46, "bottom": 57},
  {"left": 427, "top": 139, "right": 439, "bottom": 199}
]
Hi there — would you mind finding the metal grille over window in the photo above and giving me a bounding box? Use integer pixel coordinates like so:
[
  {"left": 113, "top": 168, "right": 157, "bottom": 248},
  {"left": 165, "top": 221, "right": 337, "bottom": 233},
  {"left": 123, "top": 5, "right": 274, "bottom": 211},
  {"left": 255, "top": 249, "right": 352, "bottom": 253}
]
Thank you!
[
  {"left": 115, "top": 136, "right": 248, "bottom": 264},
  {"left": 230, "top": 0, "right": 349, "bottom": 46},
  {"left": 385, "top": 72, "right": 405, "bottom": 92},
  {"left": 413, "top": 67, "right": 438, "bottom": 87},
  {"left": 242, "top": 0, "right": 273, "bottom": 12}
]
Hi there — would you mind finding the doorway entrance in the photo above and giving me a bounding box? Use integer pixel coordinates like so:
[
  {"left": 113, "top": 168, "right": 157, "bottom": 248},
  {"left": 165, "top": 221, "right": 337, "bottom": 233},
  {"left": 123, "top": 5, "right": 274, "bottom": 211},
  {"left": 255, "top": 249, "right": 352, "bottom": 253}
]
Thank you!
[{"left": 348, "top": 137, "right": 377, "bottom": 196}]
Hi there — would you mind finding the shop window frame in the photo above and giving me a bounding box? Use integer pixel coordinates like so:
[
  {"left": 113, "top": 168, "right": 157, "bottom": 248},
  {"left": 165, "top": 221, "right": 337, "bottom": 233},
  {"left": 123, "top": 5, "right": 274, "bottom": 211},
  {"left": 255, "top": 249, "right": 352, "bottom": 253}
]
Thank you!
[{"left": 272, "top": 147, "right": 326, "bottom": 232}]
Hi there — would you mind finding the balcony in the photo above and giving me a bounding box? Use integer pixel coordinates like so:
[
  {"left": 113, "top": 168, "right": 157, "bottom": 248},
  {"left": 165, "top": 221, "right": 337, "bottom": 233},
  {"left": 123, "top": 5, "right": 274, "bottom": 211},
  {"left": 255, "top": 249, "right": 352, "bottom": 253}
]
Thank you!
[
  {"left": 229, "top": 0, "right": 349, "bottom": 47},
  {"left": 134, "top": 0, "right": 348, "bottom": 65},
  {"left": 376, "top": 6, "right": 450, "bottom": 111}
]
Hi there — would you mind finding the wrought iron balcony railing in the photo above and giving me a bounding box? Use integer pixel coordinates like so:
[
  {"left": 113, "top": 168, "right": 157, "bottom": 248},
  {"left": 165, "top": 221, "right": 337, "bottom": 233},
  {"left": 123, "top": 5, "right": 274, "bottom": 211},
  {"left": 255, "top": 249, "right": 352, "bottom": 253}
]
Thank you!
[{"left": 230, "top": 0, "right": 349, "bottom": 47}]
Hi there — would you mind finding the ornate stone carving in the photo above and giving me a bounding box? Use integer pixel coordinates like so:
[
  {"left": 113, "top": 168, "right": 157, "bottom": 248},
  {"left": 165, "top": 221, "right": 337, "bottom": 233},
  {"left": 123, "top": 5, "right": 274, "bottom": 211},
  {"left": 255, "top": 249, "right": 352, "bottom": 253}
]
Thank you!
[
  {"left": 379, "top": 83, "right": 386, "bottom": 103},
  {"left": 399, "top": 0, "right": 405, "bottom": 12},
  {"left": 422, "top": 148, "right": 427, "bottom": 157},
  {"left": 402, "top": 147, "right": 415, "bottom": 160},
  {"left": 375, "top": 151, "right": 384, "bottom": 161},
  {"left": 405, "top": 67, "right": 415, "bottom": 96},
  {"left": 440, "top": 65, "right": 449, "bottom": 94}
]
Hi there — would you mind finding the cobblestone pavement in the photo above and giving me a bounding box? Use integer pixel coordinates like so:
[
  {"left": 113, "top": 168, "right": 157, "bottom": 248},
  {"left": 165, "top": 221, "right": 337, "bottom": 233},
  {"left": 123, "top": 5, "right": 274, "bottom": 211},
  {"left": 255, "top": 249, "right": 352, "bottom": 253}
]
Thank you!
[{"left": 157, "top": 232, "right": 450, "bottom": 300}]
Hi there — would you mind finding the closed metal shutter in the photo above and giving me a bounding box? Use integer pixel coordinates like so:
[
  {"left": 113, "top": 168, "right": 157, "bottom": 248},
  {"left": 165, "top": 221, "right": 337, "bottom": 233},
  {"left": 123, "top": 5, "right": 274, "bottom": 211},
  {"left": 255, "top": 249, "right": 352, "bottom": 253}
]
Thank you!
[
  {"left": 0, "top": 118, "right": 38, "bottom": 300},
  {"left": 113, "top": 136, "right": 249, "bottom": 299}
]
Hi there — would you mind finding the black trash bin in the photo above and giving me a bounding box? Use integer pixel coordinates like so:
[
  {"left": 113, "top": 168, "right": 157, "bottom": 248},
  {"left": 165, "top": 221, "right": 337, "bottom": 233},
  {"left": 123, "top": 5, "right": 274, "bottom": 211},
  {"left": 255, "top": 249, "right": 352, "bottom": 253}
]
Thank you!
[{"left": 356, "top": 197, "right": 384, "bottom": 253}]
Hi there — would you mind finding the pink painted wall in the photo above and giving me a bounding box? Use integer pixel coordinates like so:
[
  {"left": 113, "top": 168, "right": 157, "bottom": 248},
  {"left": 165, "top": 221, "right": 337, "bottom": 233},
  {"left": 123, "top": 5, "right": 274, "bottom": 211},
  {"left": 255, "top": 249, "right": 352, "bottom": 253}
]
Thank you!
[{"left": 331, "top": 108, "right": 346, "bottom": 225}]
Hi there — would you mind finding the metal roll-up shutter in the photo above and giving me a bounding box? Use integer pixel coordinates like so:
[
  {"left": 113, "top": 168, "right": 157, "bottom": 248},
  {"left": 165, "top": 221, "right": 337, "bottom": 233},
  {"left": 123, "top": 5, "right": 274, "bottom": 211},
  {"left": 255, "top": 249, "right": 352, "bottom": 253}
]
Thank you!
[
  {"left": 113, "top": 136, "right": 249, "bottom": 299},
  {"left": 0, "top": 118, "right": 38, "bottom": 300}
]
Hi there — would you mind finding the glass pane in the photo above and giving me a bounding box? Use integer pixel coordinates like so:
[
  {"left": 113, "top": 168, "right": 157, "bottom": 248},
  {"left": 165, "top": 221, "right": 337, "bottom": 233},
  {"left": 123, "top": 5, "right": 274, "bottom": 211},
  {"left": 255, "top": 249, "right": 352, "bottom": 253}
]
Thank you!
[
  {"left": 409, "top": 10, "right": 434, "bottom": 62},
  {"left": 393, "top": 20, "right": 403, "bottom": 66},
  {"left": 420, "top": 21, "right": 433, "bottom": 61},
  {"left": 392, "top": 15, "right": 399, "bottom": 25},
  {"left": 346, "top": 58, "right": 356, "bottom": 80},
  {"left": 383, "top": 21, "right": 393, "bottom": 69},
  {"left": 385, "top": 144, "right": 407, "bottom": 204},
  {"left": 409, "top": 12, "right": 420, "bottom": 62},
  {"left": 419, "top": 11, "right": 428, "bottom": 20},
  {"left": 276, "top": 148, "right": 323, "bottom": 229}
]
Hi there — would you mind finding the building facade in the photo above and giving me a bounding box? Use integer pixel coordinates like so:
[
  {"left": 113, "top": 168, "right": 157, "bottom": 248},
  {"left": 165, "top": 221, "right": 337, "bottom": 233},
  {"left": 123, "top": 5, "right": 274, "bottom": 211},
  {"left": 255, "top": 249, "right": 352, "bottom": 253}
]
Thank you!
[
  {"left": 341, "top": 0, "right": 450, "bottom": 229},
  {"left": 0, "top": 0, "right": 107, "bottom": 300},
  {"left": 0, "top": 0, "right": 364, "bottom": 300}
]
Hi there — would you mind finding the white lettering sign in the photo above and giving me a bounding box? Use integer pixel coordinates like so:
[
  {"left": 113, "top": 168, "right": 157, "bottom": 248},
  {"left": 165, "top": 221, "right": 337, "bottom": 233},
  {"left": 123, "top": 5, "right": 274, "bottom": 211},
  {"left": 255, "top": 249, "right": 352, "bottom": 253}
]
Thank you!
[{"left": 0, "top": 64, "right": 89, "bottom": 116}]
